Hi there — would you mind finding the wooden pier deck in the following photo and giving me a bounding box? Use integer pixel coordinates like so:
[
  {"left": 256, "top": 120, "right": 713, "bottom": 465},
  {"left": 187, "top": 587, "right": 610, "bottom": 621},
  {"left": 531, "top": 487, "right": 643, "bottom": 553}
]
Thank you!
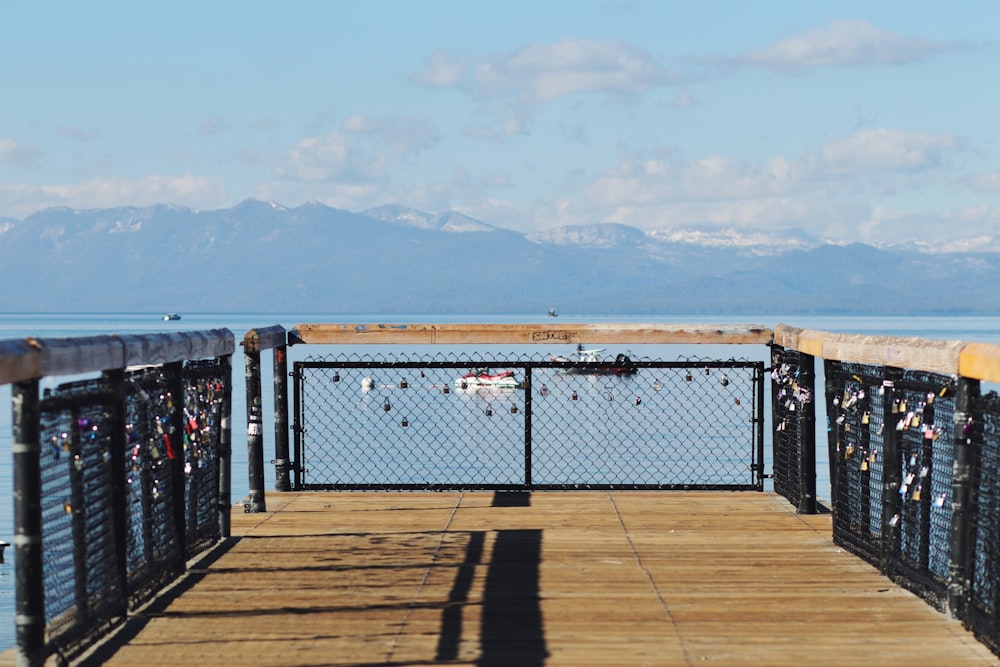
[{"left": 68, "top": 491, "right": 997, "bottom": 666}]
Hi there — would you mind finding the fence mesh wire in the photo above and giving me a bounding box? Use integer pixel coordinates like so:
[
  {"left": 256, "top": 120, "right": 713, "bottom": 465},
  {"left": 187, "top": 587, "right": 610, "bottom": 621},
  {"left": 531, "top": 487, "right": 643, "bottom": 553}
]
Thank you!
[
  {"left": 967, "top": 390, "right": 1000, "bottom": 652},
  {"left": 294, "top": 352, "right": 763, "bottom": 490},
  {"left": 825, "top": 360, "right": 956, "bottom": 610},
  {"left": 40, "top": 380, "right": 125, "bottom": 647},
  {"left": 36, "top": 357, "right": 228, "bottom": 658},
  {"left": 182, "top": 359, "right": 226, "bottom": 556},
  {"left": 770, "top": 346, "right": 813, "bottom": 508}
]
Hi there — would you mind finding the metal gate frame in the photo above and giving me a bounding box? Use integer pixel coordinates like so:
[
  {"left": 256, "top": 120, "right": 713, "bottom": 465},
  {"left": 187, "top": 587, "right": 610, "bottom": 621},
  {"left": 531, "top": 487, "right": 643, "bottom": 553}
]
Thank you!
[{"left": 292, "top": 358, "right": 765, "bottom": 491}]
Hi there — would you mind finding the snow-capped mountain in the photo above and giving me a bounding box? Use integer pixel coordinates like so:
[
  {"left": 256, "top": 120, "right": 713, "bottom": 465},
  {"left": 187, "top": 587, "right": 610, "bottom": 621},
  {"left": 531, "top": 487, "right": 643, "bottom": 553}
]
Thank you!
[
  {"left": 362, "top": 204, "right": 497, "bottom": 232},
  {"left": 2, "top": 199, "right": 1000, "bottom": 314}
]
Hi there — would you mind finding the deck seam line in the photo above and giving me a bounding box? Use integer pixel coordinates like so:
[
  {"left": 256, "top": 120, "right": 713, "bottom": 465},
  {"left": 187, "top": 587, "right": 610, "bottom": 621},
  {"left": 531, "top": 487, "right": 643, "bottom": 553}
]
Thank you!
[
  {"left": 609, "top": 493, "right": 694, "bottom": 667},
  {"left": 384, "top": 491, "right": 464, "bottom": 664}
]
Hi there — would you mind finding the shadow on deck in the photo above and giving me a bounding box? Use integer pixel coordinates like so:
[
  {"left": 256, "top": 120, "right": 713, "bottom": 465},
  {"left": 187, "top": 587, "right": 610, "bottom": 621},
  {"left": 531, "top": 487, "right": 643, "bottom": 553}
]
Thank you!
[{"left": 66, "top": 491, "right": 996, "bottom": 666}]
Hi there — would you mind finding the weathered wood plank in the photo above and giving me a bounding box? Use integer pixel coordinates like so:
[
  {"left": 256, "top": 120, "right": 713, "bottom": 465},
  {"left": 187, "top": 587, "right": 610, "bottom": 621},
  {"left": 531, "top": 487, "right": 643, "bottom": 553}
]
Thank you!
[
  {"left": 3, "top": 330, "right": 236, "bottom": 380},
  {"left": 242, "top": 325, "right": 286, "bottom": 353},
  {"left": 774, "top": 323, "right": 966, "bottom": 375},
  {"left": 119, "top": 329, "right": 235, "bottom": 367},
  {"left": 65, "top": 492, "right": 997, "bottom": 667},
  {"left": 289, "top": 322, "right": 774, "bottom": 346},
  {"left": 959, "top": 342, "right": 1000, "bottom": 383},
  {"left": 0, "top": 338, "right": 41, "bottom": 384}
]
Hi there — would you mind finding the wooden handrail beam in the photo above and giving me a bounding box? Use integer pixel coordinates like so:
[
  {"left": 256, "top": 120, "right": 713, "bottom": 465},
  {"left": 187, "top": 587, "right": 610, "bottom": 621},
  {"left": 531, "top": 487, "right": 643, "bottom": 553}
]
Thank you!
[{"left": 288, "top": 322, "right": 773, "bottom": 346}]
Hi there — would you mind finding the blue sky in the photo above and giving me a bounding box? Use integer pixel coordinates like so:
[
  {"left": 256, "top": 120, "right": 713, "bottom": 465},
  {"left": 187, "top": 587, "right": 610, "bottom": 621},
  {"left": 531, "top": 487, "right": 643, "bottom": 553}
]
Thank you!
[{"left": 1, "top": 1, "right": 997, "bottom": 243}]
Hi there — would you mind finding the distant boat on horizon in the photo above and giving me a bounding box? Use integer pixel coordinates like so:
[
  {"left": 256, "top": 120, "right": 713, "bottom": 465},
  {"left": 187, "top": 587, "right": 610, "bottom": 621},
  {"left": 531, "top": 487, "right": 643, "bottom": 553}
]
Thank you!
[
  {"left": 163, "top": 313, "right": 181, "bottom": 321},
  {"left": 548, "top": 308, "right": 558, "bottom": 317}
]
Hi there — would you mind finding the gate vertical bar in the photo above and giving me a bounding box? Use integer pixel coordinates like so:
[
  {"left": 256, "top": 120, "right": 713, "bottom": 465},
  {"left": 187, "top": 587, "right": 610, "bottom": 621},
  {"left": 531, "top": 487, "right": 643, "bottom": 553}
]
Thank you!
[
  {"left": 756, "top": 362, "right": 765, "bottom": 490},
  {"left": 948, "top": 376, "right": 978, "bottom": 618},
  {"left": 273, "top": 343, "right": 291, "bottom": 492},
  {"left": 523, "top": 366, "right": 532, "bottom": 488},
  {"left": 218, "top": 353, "right": 233, "bottom": 537},
  {"left": 292, "top": 362, "right": 302, "bottom": 490},
  {"left": 824, "top": 360, "right": 842, "bottom": 515},
  {"left": 797, "top": 353, "right": 817, "bottom": 514},
  {"left": 244, "top": 346, "right": 266, "bottom": 512},
  {"left": 13, "top": 379, "right": 44, "bottom": 667}
]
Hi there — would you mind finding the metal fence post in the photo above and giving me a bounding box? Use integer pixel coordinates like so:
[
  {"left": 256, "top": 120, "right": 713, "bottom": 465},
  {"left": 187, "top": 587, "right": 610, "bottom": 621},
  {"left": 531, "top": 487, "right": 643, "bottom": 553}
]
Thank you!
[
  {"left": 103, "top": 369, "right": 130, "bottom": 612},
  {"left": 797, "top": 353, "right": 817, "bottom": 514},
  {"left": 12, "top": 379, "right": 44, "bottom": 667},
  {"left": 881, "top": 367, "right": 903, "bottom": 574},
  {"left": 273, "top": 344, "right": 291, "bottom": 492},
  {"left": 244, "top": 346, "right": 267, "bottom": 512},
  {"left": 167, "top": 361, "right": 188, "bottom": 556},
  {"left": 948, "top": 376, "right": 978, "bottom": 618},
  {"left": 824, "top": 360, "right": 842, "bottom": 516},
  {"left": 218, "top": 353, "right": 233, "bottom": 537}
]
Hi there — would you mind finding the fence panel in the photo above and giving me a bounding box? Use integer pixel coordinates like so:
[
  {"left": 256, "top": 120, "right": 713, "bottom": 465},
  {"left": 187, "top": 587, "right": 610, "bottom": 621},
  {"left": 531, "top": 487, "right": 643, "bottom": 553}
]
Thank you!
[
  {"left": 966, "top": 390, "right": 1000, "bottom": 652},
  {"left": 294, "top": 354, "right": 764, "bottom": 491},
  {"left": 825, "top": 360, "right": 956, "bottom": 610}
]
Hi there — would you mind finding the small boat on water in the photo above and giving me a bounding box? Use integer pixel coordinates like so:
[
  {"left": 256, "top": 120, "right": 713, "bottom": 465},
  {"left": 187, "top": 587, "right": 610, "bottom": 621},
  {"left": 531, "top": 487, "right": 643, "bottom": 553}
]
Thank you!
[
  {"left": 548, "top": 308, "right": 558, "bottom": 317},
  {"left": 162, "top": 313, "right": 181, "bottom": 321},
  {"left": 550, "top": 346, "right": 637, "bottom": 376},
  {"left": 454, "top": 369, "right": 521, "bottom": 390}
]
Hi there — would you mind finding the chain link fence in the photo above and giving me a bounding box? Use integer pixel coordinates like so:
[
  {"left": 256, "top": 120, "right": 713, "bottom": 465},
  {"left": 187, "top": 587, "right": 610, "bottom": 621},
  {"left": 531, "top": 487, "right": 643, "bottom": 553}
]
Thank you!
[
  {"left": 770, "top": 345, "right": 817, "bottom": 512},
  {"left": 293, "top": 352, "right": 764, "bottom": 491},
  {"left": 37, "top": 357, "right": 229, "bottom": 659},
  {"left": 824, "top": 360, "right": 957, "bottom": 610},
  {"left": 967, "top": 389, "right": 1000, "bottom": 653}
]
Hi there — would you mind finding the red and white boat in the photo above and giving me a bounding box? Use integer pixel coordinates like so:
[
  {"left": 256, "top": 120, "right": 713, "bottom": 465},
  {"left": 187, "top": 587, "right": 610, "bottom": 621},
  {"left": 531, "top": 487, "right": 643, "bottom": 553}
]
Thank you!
[{"left": 454, "top": 369, "right": 521, "bottom": 390}]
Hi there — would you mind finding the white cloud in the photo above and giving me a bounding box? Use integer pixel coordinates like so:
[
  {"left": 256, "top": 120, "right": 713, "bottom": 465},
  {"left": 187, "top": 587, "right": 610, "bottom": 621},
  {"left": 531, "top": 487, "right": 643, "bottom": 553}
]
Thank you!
[
  {"left": 820, "top": 128, "right": 959, "bottom": 174},
  {"left": 340, "top": 113, "right": 442, "bottom": 155},
  {"left": 740, "top": 20, "right": 958, "bottom": 73},
  {"left": 536, "top": 126, "right": 969, "bottom": 241},
  {"left": 0, "top": 138, "right": 43, "bottom": 168},
  {"left": 198, "top": 116, "right": 228, "bottom": 136},
  {"left": 0, "top": 174, "right": 228, "bottom": 218},
  {"left": 273, "top": 132, "right": 387, "bottom": 183},
  {"left": 412, "top": 39, "right": 684, "bottom": 130},
  {"left": 58, "top": 125, "right": 100, "bottom": 142},
  {"left": 969, "top": 172, "right": 1000, "bottom": 192}
]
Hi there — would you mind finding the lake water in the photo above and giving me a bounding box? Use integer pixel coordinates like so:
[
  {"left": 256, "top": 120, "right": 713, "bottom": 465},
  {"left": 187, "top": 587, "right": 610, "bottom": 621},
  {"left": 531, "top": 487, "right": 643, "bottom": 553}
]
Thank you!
[{"left": 0, "top": 311, "right": 998, "bottom": 652}]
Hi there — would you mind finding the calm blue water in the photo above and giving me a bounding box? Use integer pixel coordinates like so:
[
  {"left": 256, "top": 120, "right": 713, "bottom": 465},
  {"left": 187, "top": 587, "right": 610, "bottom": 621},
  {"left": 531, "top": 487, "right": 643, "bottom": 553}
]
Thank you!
[{"left": 0, "top": 311, "right": 998, "bottom": 652}]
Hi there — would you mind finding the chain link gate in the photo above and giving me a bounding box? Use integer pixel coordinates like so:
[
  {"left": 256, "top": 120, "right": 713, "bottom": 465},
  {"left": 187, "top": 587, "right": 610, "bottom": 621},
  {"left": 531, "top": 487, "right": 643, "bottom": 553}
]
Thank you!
[{"left": 292, "top": 353, "right": 764, "bottom": 491}]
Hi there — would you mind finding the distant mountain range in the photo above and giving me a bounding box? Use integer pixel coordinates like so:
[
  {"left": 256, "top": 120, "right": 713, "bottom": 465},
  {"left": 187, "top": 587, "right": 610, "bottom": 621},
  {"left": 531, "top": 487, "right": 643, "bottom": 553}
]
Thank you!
[{"left": 1, "top": 199, "right": 999, "bottom": 315}]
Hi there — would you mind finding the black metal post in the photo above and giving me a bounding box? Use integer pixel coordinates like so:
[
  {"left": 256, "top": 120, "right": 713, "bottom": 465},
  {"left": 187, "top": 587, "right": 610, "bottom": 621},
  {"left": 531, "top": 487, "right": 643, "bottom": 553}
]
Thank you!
[
  {"left": 291, "top": 362, "right": 302, "bottom": 490},
  {"left": 797, "top": 353, "right": 818, "bottom": 514},
  {"left": 218, "top": 354, "right": 233, "bottom": 537},
  {"left": 824, "top": 360, "right": 841, "bottom": 517},
  {"left": 166, "top": 362, "right": 188, "bottom": 557},
  {"left": 273, "top": 344, "right": 291, "bottom": 492},
  {"left": 881, "top": 367, "right": 903, "bottom": 575},
  {"left": 948, "top": 376, "right": 978, "bottom": 618},
  {"left": 244, "top": 347, "right": 267, "bottom": 512},
  {"left": 523, "top": 366, "right": 532, "bottom": 489},
  {"left": 68, "top": 406, "right": 89, "bottom": 626},
  {"left": 756, "top": 362, "right": 765, "bottom": 491},
  {"left": 12, "top": 379, "right": 45, "bottom": 667},
  {"left": 103, "top": 369, "right": 130, "bottom": 611}
]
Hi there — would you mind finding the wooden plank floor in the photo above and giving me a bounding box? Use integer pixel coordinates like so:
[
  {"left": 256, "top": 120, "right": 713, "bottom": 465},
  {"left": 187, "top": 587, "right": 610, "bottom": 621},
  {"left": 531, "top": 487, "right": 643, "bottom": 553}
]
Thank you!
[{"left": 64, "top": 492, "right": 999, "bottom": 666}]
